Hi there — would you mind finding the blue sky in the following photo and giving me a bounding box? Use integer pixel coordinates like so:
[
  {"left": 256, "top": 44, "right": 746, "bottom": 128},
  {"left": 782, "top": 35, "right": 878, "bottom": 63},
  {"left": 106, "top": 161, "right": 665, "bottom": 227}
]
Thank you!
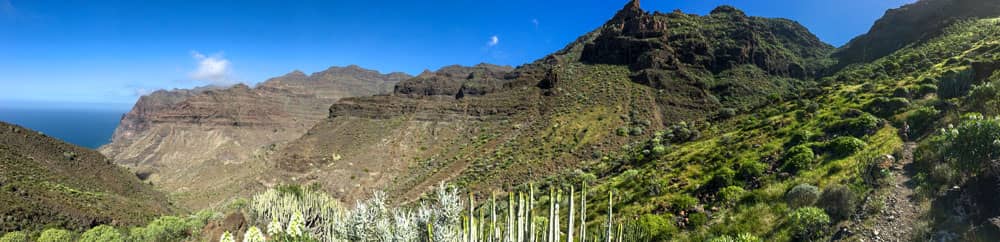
[{"left": 0, "top": 0, "right": 915, "bottom": 110}]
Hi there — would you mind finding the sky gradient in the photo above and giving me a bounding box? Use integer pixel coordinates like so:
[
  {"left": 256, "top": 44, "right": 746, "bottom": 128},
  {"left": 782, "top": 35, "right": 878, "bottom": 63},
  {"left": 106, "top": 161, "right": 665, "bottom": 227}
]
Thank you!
[{"left": 0, "top": 0, "right": 915, "bottom": 109}]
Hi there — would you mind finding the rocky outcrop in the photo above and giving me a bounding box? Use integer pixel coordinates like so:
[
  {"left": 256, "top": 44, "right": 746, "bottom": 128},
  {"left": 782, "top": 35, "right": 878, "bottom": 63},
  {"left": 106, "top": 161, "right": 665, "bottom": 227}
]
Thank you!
[
  {"left": 393, "top": 63, "right": 513, "bottom": 98},
  {"left": 99, "top": 65, "right": 409, "bottom": 209},
  {"left": 582, "top": 2, "right": 832, "bottom": 83},
  {"left": 833, "top": 0, "right": 1000, "bottom": 68}
]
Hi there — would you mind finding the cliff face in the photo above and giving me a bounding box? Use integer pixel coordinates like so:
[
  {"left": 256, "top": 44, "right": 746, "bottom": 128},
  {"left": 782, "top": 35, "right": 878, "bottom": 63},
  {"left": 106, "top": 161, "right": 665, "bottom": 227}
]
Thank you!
[
  {"left": 0, "top": 122, "right": 172, "bottom": 233},
  {"left": 99, "top": 66, "right": 409, "bottom": 208}
]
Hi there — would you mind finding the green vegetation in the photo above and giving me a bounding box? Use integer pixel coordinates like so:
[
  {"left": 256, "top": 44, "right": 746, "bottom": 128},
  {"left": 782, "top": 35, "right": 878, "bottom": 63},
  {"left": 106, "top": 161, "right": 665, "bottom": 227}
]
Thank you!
[
  {"left": 0, "top": 231, "right": 27, "bottom": 242},
  {"left": 78, "top": 225, "right": 124, "bottom": 242},
  {"left": 787, "top": 207, "right": 830, "bottom": 241},
  {"left": 37, "top": 229, "right": 74, "bottom": 242}
]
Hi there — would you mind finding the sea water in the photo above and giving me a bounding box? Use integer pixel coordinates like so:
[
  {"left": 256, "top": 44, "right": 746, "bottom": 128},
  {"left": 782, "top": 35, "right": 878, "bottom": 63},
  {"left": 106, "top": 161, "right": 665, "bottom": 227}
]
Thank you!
[{"left": 0, "top": 107, "right": 124, "bottom": 149}]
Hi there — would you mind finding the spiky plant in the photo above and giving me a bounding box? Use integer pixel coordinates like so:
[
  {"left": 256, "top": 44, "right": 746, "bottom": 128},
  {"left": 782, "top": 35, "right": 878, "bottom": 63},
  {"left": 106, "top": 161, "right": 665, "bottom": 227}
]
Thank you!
[
  {"left": 220, "top": 231, "right": 235, "bottom": 242},
  {"left": 243, "top": 226, "right": 265, "bottom": 242}
]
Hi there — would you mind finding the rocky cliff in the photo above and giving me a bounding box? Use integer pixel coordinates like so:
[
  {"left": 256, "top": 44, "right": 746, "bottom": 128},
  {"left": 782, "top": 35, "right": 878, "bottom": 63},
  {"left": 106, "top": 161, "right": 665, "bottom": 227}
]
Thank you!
[{"left": 99, "top": 66, "right": 409, "bottom": 208}]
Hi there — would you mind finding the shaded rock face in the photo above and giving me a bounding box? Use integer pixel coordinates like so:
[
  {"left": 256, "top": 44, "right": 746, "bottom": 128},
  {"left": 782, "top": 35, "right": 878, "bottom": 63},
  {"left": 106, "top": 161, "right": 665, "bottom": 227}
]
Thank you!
[
  {"left": 581, "top": 2, "right": 832, "bottom": 86},
  {"left": 393, "top": 63, "right": 513, "bottom": 98},
  {"left": 834, "top": 0, "right": 1000, "bottom": 68},
  {"left": 99, "top": 65, "right": 409, "bottom": 209}
]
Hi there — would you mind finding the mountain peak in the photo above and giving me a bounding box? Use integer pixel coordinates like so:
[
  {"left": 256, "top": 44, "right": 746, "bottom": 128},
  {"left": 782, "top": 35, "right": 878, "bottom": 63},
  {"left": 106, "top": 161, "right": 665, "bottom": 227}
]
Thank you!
[
  {"left": 710, "top": 5, "right": 746, "bottom": 16},
  {"left": 611, "top": 0, "right": 645, "bottom": 22}
]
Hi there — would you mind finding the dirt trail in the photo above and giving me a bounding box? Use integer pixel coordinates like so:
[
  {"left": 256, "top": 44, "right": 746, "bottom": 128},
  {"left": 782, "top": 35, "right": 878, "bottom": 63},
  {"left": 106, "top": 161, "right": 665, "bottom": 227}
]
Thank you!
[{"left": 841, "top": 142, "right": 922, "bottom": 242}]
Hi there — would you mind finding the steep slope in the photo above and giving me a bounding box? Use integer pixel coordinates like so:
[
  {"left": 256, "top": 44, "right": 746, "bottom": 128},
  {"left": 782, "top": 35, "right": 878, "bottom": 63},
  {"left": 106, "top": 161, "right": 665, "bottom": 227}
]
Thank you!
[
  {"left": 99, "top": 65, "right": 409, "bottom": 209},
  {"left": 262, "top": 0, "right": 834, "bottom": 204},
  {"left": 0, "top": 122, "right": 171, "bottom": 233},
  {"left": 560, "top": 1, "right": 1000, "bottom": 240},
  {"left": 833, "top": 0, "right": 1000, "bottom": 68}
]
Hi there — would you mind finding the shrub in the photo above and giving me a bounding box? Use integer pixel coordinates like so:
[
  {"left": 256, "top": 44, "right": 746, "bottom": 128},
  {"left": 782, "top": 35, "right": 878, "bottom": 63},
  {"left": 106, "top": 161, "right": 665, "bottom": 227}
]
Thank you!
[
  {"left": 79, "top": 225, "right": 124, "bottom": 242},
  {"left": 937, "top": 68, "right": 976, "bottom": 99},
  {"left": 718, "top": 186, "right": 746, "bottom": 205},
  {"left": 864, "top": 97, "right": 911, "bottom": 117},
  {"left": 687, "top": 212, "right": 709, "bottom": 228},
  {"left": 787, "top": 130, "right": 814, "bottom": 147},
  {"left": 0, "top": 231, "right": 28, "bottom": 242},
  {"left": 707, "top": 167, "right": 737, "bottom": 189},
  {"left": 785, "top": 183, "right": 820, "bottom": 208},
  {"left": 736, "top": 160, "right": 767, "bottom": 181},
  {"left": 816, "top": 185, "right": 856, "bottom": 221},
  {"left": 905, "top": 106, "right": 940, "bottom": 138},
  {"left": 615, "top": 127, "right": 629, "bottom": 136},
  {"left": 37, "top": 228, "right": 74, "bottom": 242},
  {"left": 966, "top": 81, "right": 1000, "bottom": 115},
  {"left": 915, "top": 84, "right": 938, "bottom": 97},
  {"left": 940, "top": 114, "right": 1000, "bottom": 177},
  {"left": 825, "top": 136, "right": 866, "bottom": 157},
  {"left": 782, "top": 145, "right": 816, "bottom": 172},
  {"left": 629, "top": 126, "right": 644, "bottom": 136},
  {"left": 787, "top": 207, "right": 831, "bottom": 241},
  {"left": 826, "top": 113, "right": 881, "bottom": 137},
  {"left": 718, "top": 108, "right": 737, "bottom": 119},
  {"left": 636, "top": 214, "right": 677, "bottom": 241},
  {"left": 892, "top": 86, "right": 911, "bottom": 98},
  {"left": 129, "top": 215, "right": 204, "bottom": 241},
  {"left": 707, "top": 233, "right": 763, "bottom": 242},
  {"left": 670, "top": 194, "right": 698, "bottom": 211}
]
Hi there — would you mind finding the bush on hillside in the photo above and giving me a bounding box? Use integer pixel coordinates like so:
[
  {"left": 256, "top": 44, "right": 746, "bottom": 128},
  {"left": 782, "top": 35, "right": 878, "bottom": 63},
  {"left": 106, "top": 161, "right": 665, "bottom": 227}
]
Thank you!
[
  {"left": 937, "top": 68, "right": 976, "bottom": 99},
  {"left": 636, "top": 214, "right": 678, "bottom": 241},
  {"left": 0, "top": 231, "right": 27, "bottom": 242},
  {"left": 782, "top": 145, "right": 816, "bottom": 172},
  {"left": 816, "top": 185, "right": 856, "bottom": 221},
  {"left": 966, "top": 81, "right": 1000, "bottom": 115},
  {"left": 915, "top": 84, "right": 938, "bottom": 97},
  {"left": 129, "top": 213, "right": 211, "bottom": 241},
  {"left": 825, "top": 113, "right": 881, "bottom": 137},
  {"left": 939, "top": 114, "right": 1000, "bottom": 177},
  {"left": 864, "top": 97, "right": 911, "bottom": 117},
  {"left": 785, "top": 183, "right": 820, "bottom": 208},
  {"left": 736, "top": 160, "right": 768, "bottom": 181},
  {"left": 707, "top": 167, "right": 737, "bottom": 190},
  {"left": 825, "top": 136, "right": 866, "bottom": 158},
  {"left": 788, "top": 207, "right": 831, "bottom": 241},
  {"left": 718, "top": 186, "right": 746, "bottom": 206},
  {"left": 905, "top": 106, "right": 941, "bottom": 138},
  {"left": 37, "top": 228, "right": 74, "bottom": 242},
  {"left": 707, "top": 233, "right": 763, "bottom": 242},
  {"left": 79, "top": 225, "right": 124, "bottom": 242}
]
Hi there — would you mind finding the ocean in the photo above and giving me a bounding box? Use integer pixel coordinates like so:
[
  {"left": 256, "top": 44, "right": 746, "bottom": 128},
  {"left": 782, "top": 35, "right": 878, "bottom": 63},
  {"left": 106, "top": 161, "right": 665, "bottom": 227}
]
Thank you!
[{"left": 0, "top": 107, "right": 125, "bottom": 149}]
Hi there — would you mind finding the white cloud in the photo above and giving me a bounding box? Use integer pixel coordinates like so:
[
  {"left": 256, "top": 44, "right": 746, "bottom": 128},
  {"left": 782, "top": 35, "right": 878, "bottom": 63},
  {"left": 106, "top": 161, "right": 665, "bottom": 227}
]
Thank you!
[
  {"left": 532, "top": 19, "right": 539, "bottom": 28},
  {"left": 189, "top": 51, "right": 236, "bottom": 86},
  {"left": 487, "top": 35, "right": 499, "bottom": 47}
]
